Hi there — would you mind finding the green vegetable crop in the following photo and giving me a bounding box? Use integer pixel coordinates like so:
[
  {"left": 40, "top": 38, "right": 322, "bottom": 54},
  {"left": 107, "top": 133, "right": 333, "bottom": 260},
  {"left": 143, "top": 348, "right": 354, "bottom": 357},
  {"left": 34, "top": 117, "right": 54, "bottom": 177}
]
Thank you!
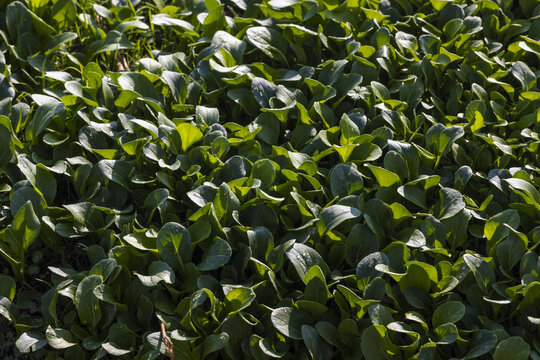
[{"left": 0, "top": 0, "right": 539, "bottom": 359}]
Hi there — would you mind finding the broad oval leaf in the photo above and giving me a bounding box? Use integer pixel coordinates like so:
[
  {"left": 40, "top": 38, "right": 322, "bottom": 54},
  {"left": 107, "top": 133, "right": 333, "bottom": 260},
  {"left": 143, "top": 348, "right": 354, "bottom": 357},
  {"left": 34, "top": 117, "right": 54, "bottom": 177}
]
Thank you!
[
  {"left": 74, "top": 275, "right": 103, "bottom": 329},
  {"left": 286, "top": 243, "right": 330, "bottom": 282},
  {"left": 135, "top": 261, "right": 175, "bottom": 287},
  {"left": 493, "top": 336, "right": 530, "bottom": 360},
  {"left": 317, "top": 205, "right": 361, "bottom": 235},
  {"left": 330, "top": 163, "right": 364, "bottom": 197},
  {"left": 432, "top": 301, "right": 465, "bottom": 328},
  {"left": 270, "top": 307, "right": 312, "bottom": 340},
  {"left": 198, "top": 238, "right": 232, "bottom": 271},
  {"left": 245, "top": 26, "right": 288, "bottom": 64}
]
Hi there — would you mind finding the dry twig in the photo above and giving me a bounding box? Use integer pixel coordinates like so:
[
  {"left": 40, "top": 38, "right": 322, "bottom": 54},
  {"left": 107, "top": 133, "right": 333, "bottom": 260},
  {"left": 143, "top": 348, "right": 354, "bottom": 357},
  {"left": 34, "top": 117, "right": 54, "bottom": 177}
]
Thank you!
[
  {"left": 116, "top": 51, "right": 130, "bottom": 72},
  {"left": 160, "top": 320, "right": 175, "bottom": 360}
]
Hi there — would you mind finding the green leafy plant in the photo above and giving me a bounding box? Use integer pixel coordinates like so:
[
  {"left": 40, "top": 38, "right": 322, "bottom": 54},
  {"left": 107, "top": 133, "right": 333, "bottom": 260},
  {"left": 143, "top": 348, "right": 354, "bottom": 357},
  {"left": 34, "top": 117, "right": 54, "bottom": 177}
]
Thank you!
[{"left": 0, "top": 0, "right": 539, "bottom": 359}]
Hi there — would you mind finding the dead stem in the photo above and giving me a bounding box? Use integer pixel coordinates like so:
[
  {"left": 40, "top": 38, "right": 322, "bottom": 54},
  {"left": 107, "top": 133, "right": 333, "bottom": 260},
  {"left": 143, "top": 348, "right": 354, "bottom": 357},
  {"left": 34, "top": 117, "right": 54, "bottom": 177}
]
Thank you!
[
  {"left": 116, "top": 51, "right": 130, "bottom": 72},
  {"left": 160, "top": 320, "right": 175, "bottom": 360}
]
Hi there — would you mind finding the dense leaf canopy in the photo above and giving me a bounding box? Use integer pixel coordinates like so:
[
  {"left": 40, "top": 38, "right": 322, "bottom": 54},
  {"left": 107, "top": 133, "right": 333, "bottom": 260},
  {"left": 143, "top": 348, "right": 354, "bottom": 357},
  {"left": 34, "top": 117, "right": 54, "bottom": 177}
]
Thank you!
[{"left": 0, "top": 0, "right": 539, "bottom": 359}]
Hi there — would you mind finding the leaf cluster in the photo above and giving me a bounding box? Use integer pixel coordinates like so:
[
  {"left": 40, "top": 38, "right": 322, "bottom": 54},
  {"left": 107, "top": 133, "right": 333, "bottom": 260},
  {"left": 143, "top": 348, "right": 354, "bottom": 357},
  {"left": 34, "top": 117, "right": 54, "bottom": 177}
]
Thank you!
[{"left": 0, "top": 0, "right": 539, "bottom": 359}]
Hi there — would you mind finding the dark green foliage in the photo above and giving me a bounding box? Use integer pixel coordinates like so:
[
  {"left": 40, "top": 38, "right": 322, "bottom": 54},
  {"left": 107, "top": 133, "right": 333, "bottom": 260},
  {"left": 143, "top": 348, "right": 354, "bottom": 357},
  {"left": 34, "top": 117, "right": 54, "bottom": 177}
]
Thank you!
[{"left": 0, "top": 0, "right": 539, "bottom": 359}]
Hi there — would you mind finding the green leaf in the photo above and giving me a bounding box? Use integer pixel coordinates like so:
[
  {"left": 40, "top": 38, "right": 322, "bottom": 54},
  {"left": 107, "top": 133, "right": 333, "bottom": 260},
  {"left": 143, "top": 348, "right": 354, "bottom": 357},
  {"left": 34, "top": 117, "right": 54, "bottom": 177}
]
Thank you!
[
  {"left": 15, "top": 332, "right": 47, "bottom": 354},
  {"left": 64, "top": 81, "right": 98, "bottom": 106},
  {"left": 258, "top": 337, "right": 286, "bottom": 358},
  {"left": 504, "top": 178, "right": 540, "bottom": 208},
  {"left": 212, "top": 31, "right": 246, "bottom": 63},
  {"left": 463, "top": 330, "right": 498, "bottom": 359},
  {"left": 17, "top": 155, "right": 57, "bottom": 204},
  {"left": 271, "top": 307, "right": 312, "bottom": 340},
  {"left": 0, "top": 275, "right": 16, "bottom": 301},
  {"left": 96, "top": 160, "right": 133, "bottom": 189},
  {"left": 363, "top": 199, "right": 393, "bottom": 240},
  {"left": 305, "top": 265, "right": 330, "bottom": 304},
  {"left": 425, "top": 124, "right": 464, "bottom": 157},
  {"left": 454, "top": 165, "right": 472, "bottom": 191},
  {"left": 493, "top": 337, "right": 530, "bottom": 360},
  {"left": 102, "top": 342, "right": 131, "bottom": 356},
  {"left": 316, "top": 322, "right": 341, "bottom": 347},
  {"left": 520, "top": 282, "right": 540, "bottom": 311},
  {"left": 157, "top": 222, "right": 192, "bottom": 265},
  {"left": 74, "top": 275, "right": 103, "bottom": 329},
  {"left": 203, "top": 332, "right": 229, "bottom": 357},
  {"left": 367, "top": 165, "right": 401, "bottom": 187},
  {"left": 107, "top": 322, "right": 136, "bottom": 353},
  {"left": 135, "top": 261, "right": 175, "bottom": 286},
  {"left": 203, "top": 4, "right": 226, "bottom": 36},
  {"left": 151, "top": 13, "right": 195, "bottom": 31},
  {"left": 432, "top": 301, "right": 465, "bottom": 328},
  {"left": 0, "top": 74, "right": 14, "bottom": 99},
  {"left": 434, "top": 323, "right": 458, "bottom": 344},
  {"left": 286, "top": 243, "right": 329, "bottom": 282},
  {"left": 46, "top": 326, "right": 76, "bottom": 349},
  {"left": 214, "top": 183, "right": 241, "bottom": 223},
  {"left": 198, "top": 238, "right": 232, "bottom": 271},
  {"left": 512, "top": 61, "right": 536, "bottom": 91},
  {"left": 496, "top": 229, "right": 527, "bottom": 272},
  {"left": 371, "top": 81, "right": 390, "bottom": 100},
  {"left": 177, "top": 122, "right": 204, "bottom": 153},
  {"left": 224, "top": 287, "right": 256, "bottom": 315},
  {"left": 305, "top": 79, "right": 337, "bottom": 103},
  {"left": 187, "top": 183, "right": 219, "bottom": 207},
  {"left": 12, "top": 200, "right": 41, "bottom": 251},
  {"left": 340, "top": 113, "right": 361, "bottom": 142},
  {"left": 162, "top": 71, "right": 187, "bottom": 103},
  {"left": 252, "top": 77, "right": 277, "bottom": 108},
  {"left": 435, "top": 187, "right": 465, "bottom": 220},
  {"left": 484, "top": 209, "right": 519, "bottom": 245},
  {"left": 246, "top": 26, "right": 288, "bottom": 65},
  {"left": 0, "top": 118, "right": 14, "bottom": 170},
  {"left": 16, "top": 1, "right": 56, "bottom": 36},
  {"left": 302, "top": 324, "right": 333, "bottom": 360},
  {"left": 254, "top": 113, "right": 280, "bottom": 145},
  {"left": 2, "top": 298, "right": 18, "bottom": 323},
  {"left": 361, "top": 325, "right": 400, "bottom": 360},
  {"left": 88, "top": 30, "right": 132, "bottom": 57},
  {"left": 6, "top": 2, "right": 32, "bottom": 40},
  {"left": 356, "top": 252, "right": 388, "bottom": 290},
  {"left": 268, "top": 0, "right": 301, "bottom": 8},
  {"left": 117, "top": 72, "right": 160, "bottom": 100},
  {"left": 46, "top": 31, "right": 77, "bottom": 54},
  {"left": 196, "top": 105, "right": 219, "bottom": 126},
  {"left": 144, "top": 188, "right": 169, "bottom": 215},
  {"left": 221, "top": 156, "right": 248, "bottom": 182},
  {"left": 25, "top": 101, "right": 65, "bottom": 142},
  {"left": 463, "top": 254, "right": 495, "bottom": 294},
  {"left": 228, "top": 88, "right": 259, "bottom": 115},
  {"left": 395, "top": 31, "right": 418, "bottom": 52},
  {"left": 419, "top": 34, "right": 440, "bottom": 55},
  {"left": 317, "top": 205, "right": 361, "bottom": 235},
  {"left": 247, "top": 226, "right": 274, "bottom": 262},
  {"left": 319, "top": 60, "right": 348, "bottom": 85},
  {"left": 251, "top": 158, "right": 277, "bottom": 187},
  {"left": 9, "top": 187, "right": 47, "bottom": 218},
  {"left": 399, "top": 263, "right": 431, "bottom": 293},
  {"left": 89, "top": 258, "right": 117, "bottom": 280},
  {"left": 330, "top": 163, "right": 364, "bottom": 197}
]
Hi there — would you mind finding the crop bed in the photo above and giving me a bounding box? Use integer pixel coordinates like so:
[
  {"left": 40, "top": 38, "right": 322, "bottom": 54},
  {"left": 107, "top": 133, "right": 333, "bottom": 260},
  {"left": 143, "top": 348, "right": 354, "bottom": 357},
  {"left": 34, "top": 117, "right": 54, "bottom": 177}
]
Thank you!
[{"left": 0, "top": 0, "right": 539, "bottom": 359}]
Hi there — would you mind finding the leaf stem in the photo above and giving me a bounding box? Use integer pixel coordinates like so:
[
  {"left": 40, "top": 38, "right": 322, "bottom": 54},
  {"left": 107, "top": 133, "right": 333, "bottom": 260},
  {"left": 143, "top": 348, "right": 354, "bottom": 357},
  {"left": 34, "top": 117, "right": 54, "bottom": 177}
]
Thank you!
[{"left": 434, "top": 155, "right": 441, "bottom": 169}]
